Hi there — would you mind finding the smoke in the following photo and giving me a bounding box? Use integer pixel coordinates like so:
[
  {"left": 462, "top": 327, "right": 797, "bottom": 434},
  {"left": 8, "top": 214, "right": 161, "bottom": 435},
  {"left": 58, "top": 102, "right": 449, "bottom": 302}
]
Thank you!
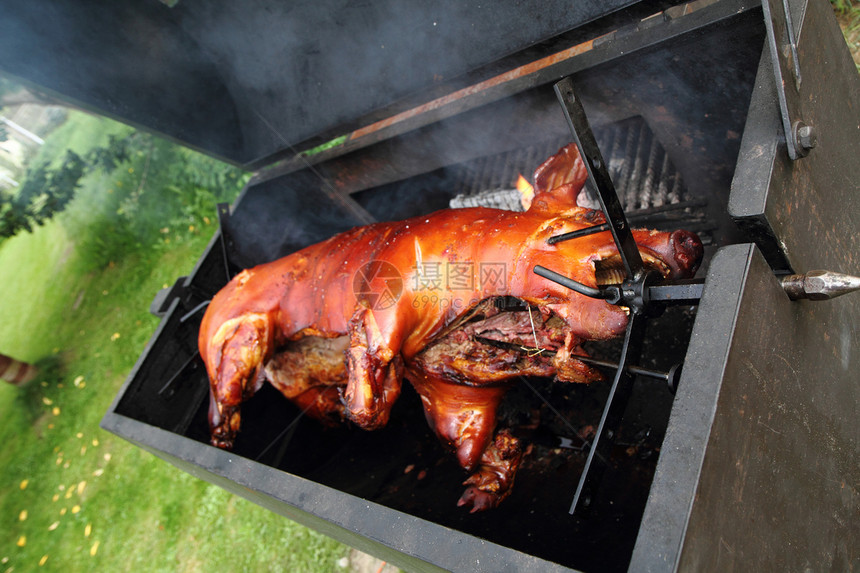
[
  {"left": 1, "top": 0, "right": 638, "bottom": 168},
  {"left": 171, "top": 0, "right": 633, "bottom": 164}
]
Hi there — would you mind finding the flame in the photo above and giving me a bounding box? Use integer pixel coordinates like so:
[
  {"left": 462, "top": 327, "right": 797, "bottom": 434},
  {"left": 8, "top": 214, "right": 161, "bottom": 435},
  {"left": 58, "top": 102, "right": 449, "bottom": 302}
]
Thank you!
[{"left": 516, "top": 174, "right": 535, "bottom": 211}]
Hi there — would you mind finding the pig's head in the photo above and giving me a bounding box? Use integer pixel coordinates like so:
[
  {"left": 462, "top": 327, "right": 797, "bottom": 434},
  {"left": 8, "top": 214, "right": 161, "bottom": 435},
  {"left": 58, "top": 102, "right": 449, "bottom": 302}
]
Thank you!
[
  {"left": 522, "top": 207, "right": 703, "bottom": 335},
  {"left": 509, "top": 144, "right": 703, "bottom": 379}
]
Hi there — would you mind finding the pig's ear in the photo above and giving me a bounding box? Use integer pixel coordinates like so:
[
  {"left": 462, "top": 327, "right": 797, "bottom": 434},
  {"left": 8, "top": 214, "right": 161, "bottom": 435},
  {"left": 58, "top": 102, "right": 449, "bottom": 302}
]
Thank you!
[{"left": 525, "top": 144, "right": 588, "bottom": 214}]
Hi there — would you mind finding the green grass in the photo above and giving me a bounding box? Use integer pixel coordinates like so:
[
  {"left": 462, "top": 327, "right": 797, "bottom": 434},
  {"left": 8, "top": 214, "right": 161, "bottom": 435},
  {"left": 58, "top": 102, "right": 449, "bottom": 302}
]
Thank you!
[
  {"left": 0, "top": 112, "right": 349, "bottom": 572},
  {"left": 832, "top": 1, "right": 860, "bottom": 69}
]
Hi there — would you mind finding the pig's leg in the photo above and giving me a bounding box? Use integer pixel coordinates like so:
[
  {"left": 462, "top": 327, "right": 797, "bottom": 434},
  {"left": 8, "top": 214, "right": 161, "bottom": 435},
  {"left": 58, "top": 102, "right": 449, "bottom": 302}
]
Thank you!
[
  {"left": 204, "top": 314, "right": 271, "bottom": 449},
  {"left": 458, "top": 429, "right": 522, "bottom": 512},
  {"left": 344, "top": 307, "right": 403, "bottom": 430},
  {"left": 409, "top": 374, "right": 522, "bottom": 512}
]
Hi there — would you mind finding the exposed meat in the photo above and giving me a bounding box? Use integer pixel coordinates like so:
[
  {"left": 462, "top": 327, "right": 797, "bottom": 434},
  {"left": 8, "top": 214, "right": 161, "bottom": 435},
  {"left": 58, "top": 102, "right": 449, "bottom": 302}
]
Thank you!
[
  {"left": 198, "top": 144, "right": 703, "bottom": 510},
  {"left": 414, "top": 302, "right": 574, "bottom": 384},
  {"left": 264, "top": 336, "right": 349, "bottom": 427}
]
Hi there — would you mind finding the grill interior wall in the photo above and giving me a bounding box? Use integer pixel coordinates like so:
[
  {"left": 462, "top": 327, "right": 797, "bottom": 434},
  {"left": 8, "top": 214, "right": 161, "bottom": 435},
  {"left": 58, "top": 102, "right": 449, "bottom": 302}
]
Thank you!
[{"left": 447, "top": 117, "right": 715, "bottom": 245}]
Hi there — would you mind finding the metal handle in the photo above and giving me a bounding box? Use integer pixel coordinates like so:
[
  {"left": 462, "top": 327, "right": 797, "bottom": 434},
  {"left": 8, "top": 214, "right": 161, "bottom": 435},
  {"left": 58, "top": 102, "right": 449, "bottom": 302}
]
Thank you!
[
  {"left": 533, "top": 265, "right": 610, "bottom": 300},
  {"left": 571, "top": 313, "right": 646, "bottom": 515},
  {"left": 781, "top": 270, "right": 860, "bottom": 301}
]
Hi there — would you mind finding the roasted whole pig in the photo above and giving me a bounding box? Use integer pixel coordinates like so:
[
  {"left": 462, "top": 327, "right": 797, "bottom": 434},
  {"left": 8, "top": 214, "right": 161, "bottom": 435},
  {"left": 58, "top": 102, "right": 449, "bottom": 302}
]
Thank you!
[{"left": 198, "top": 144, "right": 703, "bottom": 511}]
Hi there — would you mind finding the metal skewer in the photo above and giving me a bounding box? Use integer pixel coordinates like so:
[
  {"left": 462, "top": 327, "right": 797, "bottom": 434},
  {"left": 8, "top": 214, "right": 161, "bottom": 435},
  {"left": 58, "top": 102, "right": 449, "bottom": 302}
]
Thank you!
[
  {"left": 474, "top": 336, "right": 682, "bottom": 392},
  {"left": 547, "top": 223, "right": 611, "bottom": 245}
]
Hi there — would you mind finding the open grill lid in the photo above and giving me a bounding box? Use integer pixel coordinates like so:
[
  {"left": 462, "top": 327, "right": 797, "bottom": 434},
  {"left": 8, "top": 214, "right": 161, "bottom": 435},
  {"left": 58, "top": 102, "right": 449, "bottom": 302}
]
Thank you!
[{"left": 0, "top": 0, "right": 650, "bottom": 167}]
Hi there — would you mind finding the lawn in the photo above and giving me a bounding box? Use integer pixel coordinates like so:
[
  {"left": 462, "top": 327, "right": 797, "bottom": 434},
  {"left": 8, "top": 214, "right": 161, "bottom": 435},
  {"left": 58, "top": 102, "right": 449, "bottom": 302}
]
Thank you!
[{"left": 0, "top": 112, "right": 349, "bottom": 572}]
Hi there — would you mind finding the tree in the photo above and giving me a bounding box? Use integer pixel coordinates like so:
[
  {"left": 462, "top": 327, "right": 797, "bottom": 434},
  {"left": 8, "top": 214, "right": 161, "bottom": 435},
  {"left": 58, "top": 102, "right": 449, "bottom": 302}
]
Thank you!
[
  {"left": 0, "top": 150, "right": 86, "bottom": 237},
  {"left": 0, "top": 133, "right": 140, "bottom": 238}
]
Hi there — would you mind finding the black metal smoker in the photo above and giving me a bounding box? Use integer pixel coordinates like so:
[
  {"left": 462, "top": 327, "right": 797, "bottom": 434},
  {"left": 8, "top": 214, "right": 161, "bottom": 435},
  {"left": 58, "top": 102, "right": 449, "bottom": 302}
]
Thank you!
[{"left": 2, "top": 0, "right": 857, "bottom": 570}]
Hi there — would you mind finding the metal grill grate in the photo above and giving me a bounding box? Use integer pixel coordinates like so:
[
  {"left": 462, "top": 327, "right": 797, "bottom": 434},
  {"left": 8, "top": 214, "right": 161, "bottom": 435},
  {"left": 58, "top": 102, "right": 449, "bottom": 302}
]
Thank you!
[{"left": 448, "top": 116, "right": 714, "bottom": 242}]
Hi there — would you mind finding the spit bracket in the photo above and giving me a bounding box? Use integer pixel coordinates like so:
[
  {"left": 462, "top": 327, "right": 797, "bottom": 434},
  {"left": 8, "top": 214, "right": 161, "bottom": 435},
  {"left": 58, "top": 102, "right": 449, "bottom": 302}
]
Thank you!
[
  {"left": 553, "top": 77, "right": 645, "bottom": 279},
  {"left": 535, "top": 76, "right": 707, "bottom": 517}
]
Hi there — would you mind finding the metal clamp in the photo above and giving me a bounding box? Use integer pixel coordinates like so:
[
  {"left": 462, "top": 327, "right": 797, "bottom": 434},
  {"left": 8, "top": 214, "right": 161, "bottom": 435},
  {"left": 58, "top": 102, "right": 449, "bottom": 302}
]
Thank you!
[
  {"left": 547, "top": 75, "right": 708, "bottom": 516},
  {"left": 554, "top": 77, "right": 645, "bottom": 279}
]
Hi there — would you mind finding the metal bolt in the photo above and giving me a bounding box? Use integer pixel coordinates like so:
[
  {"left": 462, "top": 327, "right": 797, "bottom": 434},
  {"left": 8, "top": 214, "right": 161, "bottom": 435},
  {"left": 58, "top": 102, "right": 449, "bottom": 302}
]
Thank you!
[
  {"left": 797, "top": 124, "right": 816, "bottom": 149},
  {"left": 793, "top": 121, "right": 817, "bottom": 155}
]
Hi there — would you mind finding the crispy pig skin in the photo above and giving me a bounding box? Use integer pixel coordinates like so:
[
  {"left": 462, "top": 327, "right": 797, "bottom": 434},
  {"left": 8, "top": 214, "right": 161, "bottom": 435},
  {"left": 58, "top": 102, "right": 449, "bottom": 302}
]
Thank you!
[{"left": 198, "top": 144, "right": 703, "bottom": 510}]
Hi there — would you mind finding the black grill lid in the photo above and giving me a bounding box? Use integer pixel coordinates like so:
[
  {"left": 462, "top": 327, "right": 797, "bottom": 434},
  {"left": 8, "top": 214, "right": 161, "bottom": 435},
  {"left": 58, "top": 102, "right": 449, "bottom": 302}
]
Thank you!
[{"left": 0, "top": 0, "right": 643, "bottom": 167}]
